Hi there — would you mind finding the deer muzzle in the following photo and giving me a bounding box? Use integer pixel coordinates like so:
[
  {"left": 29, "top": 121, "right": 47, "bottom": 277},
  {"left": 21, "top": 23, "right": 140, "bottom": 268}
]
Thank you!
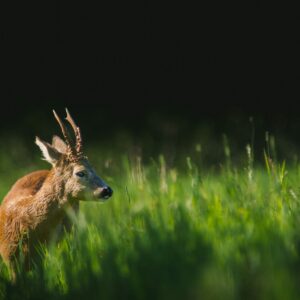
[{"left": 94, "top": 186, "right": 113, "bottom": 200}]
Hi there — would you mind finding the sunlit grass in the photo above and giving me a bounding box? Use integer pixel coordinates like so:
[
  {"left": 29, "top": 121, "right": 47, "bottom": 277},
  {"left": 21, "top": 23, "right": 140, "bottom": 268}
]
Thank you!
[{"left": 1, "top": 138, "right": 300, "bottom": 299}]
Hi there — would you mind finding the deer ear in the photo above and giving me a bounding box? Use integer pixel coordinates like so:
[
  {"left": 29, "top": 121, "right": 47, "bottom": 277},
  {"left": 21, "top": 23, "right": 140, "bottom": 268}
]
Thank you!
[
  {"left": 35, "top": 136, "right": 62, "bottom": 165},
  {"left": 52, "top": 135, "right": 67, "bottom": 154}
]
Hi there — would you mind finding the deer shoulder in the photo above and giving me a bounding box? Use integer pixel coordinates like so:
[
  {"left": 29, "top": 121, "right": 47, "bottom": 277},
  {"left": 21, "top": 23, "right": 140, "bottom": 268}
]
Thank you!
[{"left": 2, "top": 170, "right": 49, "bottom": 207}]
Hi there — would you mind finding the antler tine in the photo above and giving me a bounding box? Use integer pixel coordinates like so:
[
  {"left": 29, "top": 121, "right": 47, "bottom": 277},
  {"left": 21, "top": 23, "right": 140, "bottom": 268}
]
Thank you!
[
  {"left": 52, "top": 109, "right": 75, "bottom": 159},
  {"left": 65, "top": 108, "right": 83, "bottom": 156}
]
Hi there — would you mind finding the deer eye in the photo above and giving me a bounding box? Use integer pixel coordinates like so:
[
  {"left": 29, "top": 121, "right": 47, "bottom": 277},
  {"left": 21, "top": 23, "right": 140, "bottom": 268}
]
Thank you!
[{"left": 76, "top": 171, "right": 85, "bottom": 178}]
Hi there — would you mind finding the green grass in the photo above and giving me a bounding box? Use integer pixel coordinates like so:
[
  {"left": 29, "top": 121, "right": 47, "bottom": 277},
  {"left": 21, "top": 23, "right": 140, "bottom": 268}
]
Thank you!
[{"left": 1, "top": 139, "right": 300, "bottom": 300}]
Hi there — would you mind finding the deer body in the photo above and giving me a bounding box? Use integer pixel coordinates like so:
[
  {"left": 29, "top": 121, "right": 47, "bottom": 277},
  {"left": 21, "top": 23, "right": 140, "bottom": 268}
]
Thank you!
[{"left": 0, "top": 109, "right": 112, "bottom": 279}]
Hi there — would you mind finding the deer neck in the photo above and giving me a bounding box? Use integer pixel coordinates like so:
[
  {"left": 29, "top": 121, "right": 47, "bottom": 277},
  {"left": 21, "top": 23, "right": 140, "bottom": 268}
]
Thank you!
[{"left": 35, "top": 168, "right": 71, "bottom": 209}]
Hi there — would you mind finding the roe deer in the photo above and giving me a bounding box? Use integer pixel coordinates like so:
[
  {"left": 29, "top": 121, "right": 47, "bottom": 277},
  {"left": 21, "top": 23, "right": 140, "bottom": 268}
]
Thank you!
[{"left": 0, "top": 109, "right": 113, "bottom": 279}]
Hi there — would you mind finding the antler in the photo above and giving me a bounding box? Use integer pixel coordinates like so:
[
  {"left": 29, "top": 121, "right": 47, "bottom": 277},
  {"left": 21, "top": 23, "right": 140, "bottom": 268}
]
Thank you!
[
  {"left": 65, "top": 108, "right": 83, "bottom": 157},
  {"left": 52, "top": 109, "right": 84, "bottom": 162}
]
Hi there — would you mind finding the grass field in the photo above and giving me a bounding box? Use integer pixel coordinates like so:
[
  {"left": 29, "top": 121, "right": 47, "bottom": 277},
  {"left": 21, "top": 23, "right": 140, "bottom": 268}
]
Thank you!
[{"left": 1, "top": 136, "right": 300, "bottom": 299}]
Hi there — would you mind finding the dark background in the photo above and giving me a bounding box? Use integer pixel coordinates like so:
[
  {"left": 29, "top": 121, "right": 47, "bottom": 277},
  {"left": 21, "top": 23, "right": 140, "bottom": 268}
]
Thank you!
[{"left": 0, "top": 1, "right": 299, "bottom": 156}]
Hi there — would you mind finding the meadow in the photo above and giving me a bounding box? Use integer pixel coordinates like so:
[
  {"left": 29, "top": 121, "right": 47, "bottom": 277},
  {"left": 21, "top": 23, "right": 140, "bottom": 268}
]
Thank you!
[{"left": 1, "top": 134, "right": 300, "bottom": 300}]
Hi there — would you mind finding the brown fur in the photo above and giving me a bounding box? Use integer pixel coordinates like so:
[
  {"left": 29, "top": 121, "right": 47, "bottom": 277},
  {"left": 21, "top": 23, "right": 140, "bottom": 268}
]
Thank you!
[
  {"left": 0, "top": 152, "right": 111, "bottom": 280},
  {"left": 0, "top": 164, "right": 75, "bottom": 275}
]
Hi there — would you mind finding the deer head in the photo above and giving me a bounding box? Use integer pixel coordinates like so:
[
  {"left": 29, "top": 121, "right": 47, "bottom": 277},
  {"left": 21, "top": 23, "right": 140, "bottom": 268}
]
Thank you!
[{"left": 35, "top": 109, "right": 113, "bottom": 202}]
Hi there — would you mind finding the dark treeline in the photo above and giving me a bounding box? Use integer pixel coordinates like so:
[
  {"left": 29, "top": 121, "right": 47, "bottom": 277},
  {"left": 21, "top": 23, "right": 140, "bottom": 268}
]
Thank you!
[
  {"left": 1, "top": 99, "right": 299, "bottom": 140},
  {"left": 1, "top": 102, "right": 300, "bottom": 159}
]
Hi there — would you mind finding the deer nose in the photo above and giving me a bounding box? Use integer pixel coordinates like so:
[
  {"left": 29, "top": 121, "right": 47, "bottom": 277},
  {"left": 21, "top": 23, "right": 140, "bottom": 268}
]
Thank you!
[{"left": 100, "top": 186, "right": 113, "bottom": 199}]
